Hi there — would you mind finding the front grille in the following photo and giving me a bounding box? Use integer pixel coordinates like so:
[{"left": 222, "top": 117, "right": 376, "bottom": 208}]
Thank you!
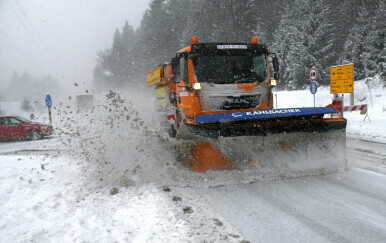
[{"left": 209, "top": 94, "right": 260, "bottom": 111}]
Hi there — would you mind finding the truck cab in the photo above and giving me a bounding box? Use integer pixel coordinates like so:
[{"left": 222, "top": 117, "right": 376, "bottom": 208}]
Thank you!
[{"left": 169, "top": 37, "right": 279, "bottom": 136}]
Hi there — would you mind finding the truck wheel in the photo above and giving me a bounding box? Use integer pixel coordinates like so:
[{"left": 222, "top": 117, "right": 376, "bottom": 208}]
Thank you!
[
  {"left": 169, "top": 125, "right": 177, "bottom": 138},
  {"left": 28, "top": 130, "right": 42, "bottom": 140}
]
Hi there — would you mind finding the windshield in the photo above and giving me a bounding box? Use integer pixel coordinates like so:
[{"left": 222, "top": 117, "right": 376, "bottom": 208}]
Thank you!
[
  {"left": 193, "top": 54, "right": 267, "bottom": 84},
  {"left": 15, "top": 116, "right": 32, "bottom": 123}
]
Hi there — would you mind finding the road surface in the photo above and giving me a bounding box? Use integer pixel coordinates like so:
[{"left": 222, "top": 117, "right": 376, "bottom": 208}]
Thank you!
[
  {"left": 193, "top": 138, "right": 386, "bottom": 243},
  {"left": 1, "top": 137, "right": 385, "bottom": 242}
]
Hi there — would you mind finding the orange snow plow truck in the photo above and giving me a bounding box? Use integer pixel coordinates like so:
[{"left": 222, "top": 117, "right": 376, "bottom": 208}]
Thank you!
[{"left": 147, "top": 37, "right": 347, "bottom": 174}]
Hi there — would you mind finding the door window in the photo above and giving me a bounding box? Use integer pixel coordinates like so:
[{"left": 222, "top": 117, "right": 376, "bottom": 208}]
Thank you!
[
  {"left": 8, "top": 118, "right": 20, "bottom": 125},
  {"left": 0, "top": 118, "right": 8, "bottom": 125},
  {"left": 179, "top": 57, "right": 189, "bottom": 84}
]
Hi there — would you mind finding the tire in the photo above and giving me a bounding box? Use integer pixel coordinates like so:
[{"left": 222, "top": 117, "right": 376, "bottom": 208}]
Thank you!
[
  {"left": 28, "top": 130, "right": 42, "bottom": 140},
  {"left": 169, "top": 124, "right": 177, "bottom": 138}
]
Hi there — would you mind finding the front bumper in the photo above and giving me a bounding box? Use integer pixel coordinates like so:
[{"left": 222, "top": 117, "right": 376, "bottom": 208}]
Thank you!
[{"left": 41, "top": 126, "right": 54, "bottom": 136}]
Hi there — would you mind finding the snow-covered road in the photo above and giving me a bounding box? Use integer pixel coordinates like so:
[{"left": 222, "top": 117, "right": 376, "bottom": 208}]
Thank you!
[
  {"left": 347, "top": 138, "right": 386, "bottom": 174},
  {"left": 190, "top": 138, "right": 386, "bottom": 243},
  {"left": 194, "top": 168, "right": 386, "bottom": 243},
  {"left": 1, "top": 137, "right": 385, "bottom": 242},
  {"left": 0, "top": 138, "right": 245, "bottom": 242}
]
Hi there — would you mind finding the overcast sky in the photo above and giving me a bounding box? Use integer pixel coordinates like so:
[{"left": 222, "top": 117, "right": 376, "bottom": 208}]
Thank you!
[{"left": 0, "top": 0, "right": 151, "bottom": 90}]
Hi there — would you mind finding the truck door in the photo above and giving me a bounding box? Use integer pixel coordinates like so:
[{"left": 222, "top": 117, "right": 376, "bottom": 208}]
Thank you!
[{"left": 176, "top": 57, "right": 189, "bottom": 106}]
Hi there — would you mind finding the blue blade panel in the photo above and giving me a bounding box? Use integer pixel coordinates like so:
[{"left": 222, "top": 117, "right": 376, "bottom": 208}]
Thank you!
[{"left": 195, "top": 107, "right": 338, "bottom": 124}]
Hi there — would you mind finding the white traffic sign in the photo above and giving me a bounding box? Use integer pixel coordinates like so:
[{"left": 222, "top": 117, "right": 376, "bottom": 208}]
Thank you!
[
  {"left": 310, "top": 67, "right": 317, "bottom": 81},
  {"left": 310, "top": 81, "right": 318, "bottom": 94},
  {"left": 310, "top": 81, "right": 318, "bottom": 107}
]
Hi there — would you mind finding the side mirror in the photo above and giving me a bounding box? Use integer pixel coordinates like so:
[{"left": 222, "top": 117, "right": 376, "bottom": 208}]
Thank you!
[
  {"left": 274, "top": 72, "right": 280, "bottom": 80},
  {"left": 272, "top": 56, "right": 279, "bottom": 72},
  {"left": 171, "top": 57, "right": 180, "bottom": 75},
  {"left": 169, "top": 92, "right": 177, "bottom": 104},
  {"left": 172, "top": 76, "right": 180, "bottom": 84}
]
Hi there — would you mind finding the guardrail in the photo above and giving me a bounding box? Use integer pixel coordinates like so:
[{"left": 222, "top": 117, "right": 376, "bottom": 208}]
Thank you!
[
  {"left": 343, "top": 104, "right": 370, "bottom": 121},
  {"left": 343, "top": 104, "right": 367, "bottom": 112}
]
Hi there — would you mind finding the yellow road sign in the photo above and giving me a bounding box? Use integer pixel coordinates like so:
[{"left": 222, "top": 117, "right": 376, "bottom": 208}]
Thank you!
[{"left": 330, "top": 64, "right": 353, "bottom": 94}]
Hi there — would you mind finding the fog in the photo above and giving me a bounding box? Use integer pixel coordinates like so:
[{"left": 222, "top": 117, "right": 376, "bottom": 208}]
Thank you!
[{"left": 0, "top": 0, "right": 150, "bottom": 98}]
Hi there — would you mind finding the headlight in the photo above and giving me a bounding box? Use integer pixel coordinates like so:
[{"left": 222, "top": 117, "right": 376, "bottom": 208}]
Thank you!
[
  {"left": 270, "top": 79, "right": 277, "bottom": 87},
  {"left": 193, "top": 83, "right": 201, "bottom": 90}
]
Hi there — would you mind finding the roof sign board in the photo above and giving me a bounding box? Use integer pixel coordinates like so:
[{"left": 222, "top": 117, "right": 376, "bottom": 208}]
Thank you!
[
  {"left": 330, "top": 64, "right": 354, "bottom": 94},
  {"left": 217, "top": 45, "right": 247, "bottom": 49}
]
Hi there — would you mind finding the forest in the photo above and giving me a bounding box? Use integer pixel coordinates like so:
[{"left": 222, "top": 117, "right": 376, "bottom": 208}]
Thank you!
[{"left": 93, "top": 0, "right": 385, "bottom": 90}]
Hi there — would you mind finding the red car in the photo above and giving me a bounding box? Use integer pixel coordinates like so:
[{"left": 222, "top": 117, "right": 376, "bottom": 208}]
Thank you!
[{"left": 0, "top": 116, "right": 54, "bottom": 141}]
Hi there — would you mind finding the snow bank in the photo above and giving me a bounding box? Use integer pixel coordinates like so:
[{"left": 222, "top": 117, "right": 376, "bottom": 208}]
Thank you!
[
  {"left": 0, "top": 155, "right": 196, "bottom": 242},
  {"left": 274, "top": 75, "right": 386, "bottom": 143}
]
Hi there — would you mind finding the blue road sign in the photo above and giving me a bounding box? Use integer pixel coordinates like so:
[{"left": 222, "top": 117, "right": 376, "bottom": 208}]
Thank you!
[
  {"left": 45, "top": 94, "right": 52, "bottom": 108},
  {"left": 310, "top": 81, "right": 318, "bottom": 94}
]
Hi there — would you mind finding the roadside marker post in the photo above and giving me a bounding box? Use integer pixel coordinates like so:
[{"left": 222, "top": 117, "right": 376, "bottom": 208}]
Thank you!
[{"left": 45, "top": 94, "right": 52, "bottom": 125}]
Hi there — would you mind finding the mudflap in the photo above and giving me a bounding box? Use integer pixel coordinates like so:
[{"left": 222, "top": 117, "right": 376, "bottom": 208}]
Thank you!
[{"left": 173, "top": 131, "right": 346, "bottom": 178}]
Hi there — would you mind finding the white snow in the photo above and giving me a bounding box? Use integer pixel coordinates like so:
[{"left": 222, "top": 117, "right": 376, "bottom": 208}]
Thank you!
[
  {"left": 274, "top": 75, "right": 386, "bottom": 143},
  {"left": 0, "top": 76, "right": 385, "bottom": 242},
  {"left": 0, "top": 90, "right": 245, "bottom": 242},
  {"left": 0, "top": 153, "right": 193, "bottom": 242}
]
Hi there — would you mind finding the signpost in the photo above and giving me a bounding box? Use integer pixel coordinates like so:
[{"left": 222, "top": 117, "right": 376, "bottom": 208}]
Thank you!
[
  {"left": 310, "top": 81, "right": 318, "bottom": 107},
  {"left": 310, "top": 67, "right": 317, "bottom": 81},
  {"left": 330, "top": 64, "right": 354, "bottom": 105},
  {"left": 45, "top": 94, "right": 52, "bottom": 125},
  {"left": 309, "top": 67, "right": 318, "bottom": 107},
  {"left": 76, "top": 95, "right": 94, "bottom": 110}
]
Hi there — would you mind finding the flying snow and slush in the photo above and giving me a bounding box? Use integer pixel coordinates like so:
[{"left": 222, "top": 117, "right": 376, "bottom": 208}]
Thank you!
[{"left": 0, "top": 76, "right": 385, "bottom": 242}]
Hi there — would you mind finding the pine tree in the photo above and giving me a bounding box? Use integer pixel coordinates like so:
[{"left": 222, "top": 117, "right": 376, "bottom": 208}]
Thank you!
[
  {"left": 340, "top": 6, "right": 371, "bottom": 80},
  {"left": 305, "top": 0, "right": 336, "bottom": 85},
  {"left": 93, "top": 49, "right": 112, "bottom": 90},
  {"left": 164, "top": 0, "right": 196, "bottom": 48},
  {"left": 271, "top": 0, "right": 318, "bottom": 89},
  {"left": 119, "top": 21, "right": 137, "bottom": 82},
  {"left": 92, "top": 0, "right": 384, "bottom": 90},
  {"left": 374, "top": 1, "right": 386, "bottom": 80},
  {"left": 252, "top": 0, "right": 287, "bottom": 45},
  {"left": 272, "top": 8, "right": 311, "bottom": 89},
  {"left": 139, "top": 0, "right": 169, "bottom": 71},
  {"left": 21, "top": 99, "right": 33, "bottom": 112},
  {"left": 364, "top": 1, "right": 385, "bottom": 78}
]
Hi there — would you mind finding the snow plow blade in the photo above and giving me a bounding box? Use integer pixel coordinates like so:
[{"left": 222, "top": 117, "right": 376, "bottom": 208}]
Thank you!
[
  {"left": 181, "top": 131, "right": 346, "bottom": 176},
  {"left": 171, "top": 106, "right": 348, "bottom": 175},
  {"left": 187, "top": 107, "right": 346, "bottom": 138}
]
